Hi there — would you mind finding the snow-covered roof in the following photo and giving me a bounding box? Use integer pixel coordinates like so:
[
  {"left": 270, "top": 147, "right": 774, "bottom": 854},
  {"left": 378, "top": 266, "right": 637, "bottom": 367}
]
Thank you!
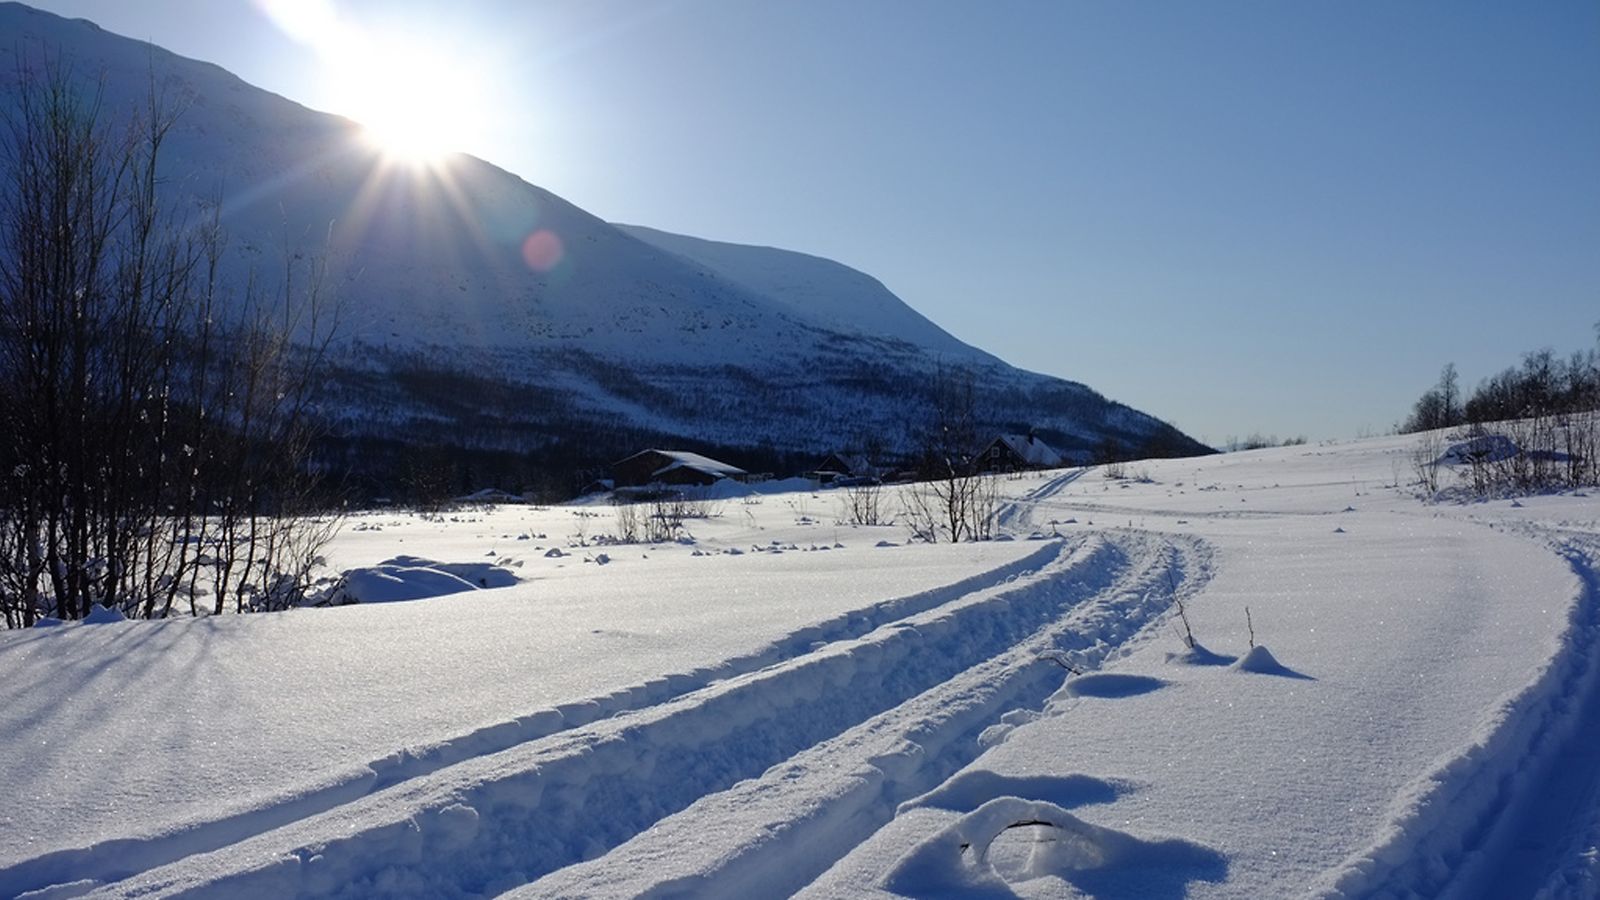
[
  {"left": 991, "top": 434, "right": 1064, "bottom": 468},
  {"left": 453, "top": 488, "right": 522, "bottom": 503},
  {"left": 648, "top": 450, "right": 746, "bottom": 479},
  {"left": 609, "top": 449, "right": 747, "bottom": 482},
  {"left": 652, "top": 448, "right": 745, "bottom": 477}
]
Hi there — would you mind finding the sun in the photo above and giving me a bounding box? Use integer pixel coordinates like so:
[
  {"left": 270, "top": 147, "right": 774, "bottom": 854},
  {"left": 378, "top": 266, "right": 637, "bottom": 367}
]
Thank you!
[
  {"left": 328, "top": 36, "right": 488, "bottom": 164},
  {"left": 255, "top": 2, "right": 500, "bottom": 165}
]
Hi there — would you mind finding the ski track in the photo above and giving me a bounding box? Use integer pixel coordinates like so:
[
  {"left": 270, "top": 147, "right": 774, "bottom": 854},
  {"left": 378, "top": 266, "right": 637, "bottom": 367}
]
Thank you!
[
  {"left": 1006, "top": 470, "right": 1600, "bottom": 900},
  {"left": 0, "top": 542, "right": 1065, "bottom": 899},
  {"left": 996, "top": 469, "right": 1084, "bottom": 532},
  {"left": 28, "top": 466, "right": 1599, "bottom": 898},
  {"left": 522, "top": 530, "right": 1208, "bottom": 899},
  {"left": 1468, "top": 533, "right": 1600, "bottom": 900},
  {"left": 994, "top": 468, "right": 1086, "bottom": 530},
  {"left": 61, "top": 527, "right": 1204, "bottom": 899},
  {"left": 1311, "top": 526, "right": 1600, "bottom": 900}
]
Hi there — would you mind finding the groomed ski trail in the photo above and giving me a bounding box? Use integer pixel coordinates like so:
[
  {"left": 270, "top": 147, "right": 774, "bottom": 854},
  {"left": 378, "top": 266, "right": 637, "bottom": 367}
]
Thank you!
[
  {"left": 520, "top": 531, "right": 1208, "bottom": 899},
  {"left": 0, "top": 544, "right": 1066, "bottom": 899},
  {"left": 69, "top": 531, "right": 1207, "bottom": 898},
  {"left": 1312, "top": 527, "right": 1600, "bottom": 900}
]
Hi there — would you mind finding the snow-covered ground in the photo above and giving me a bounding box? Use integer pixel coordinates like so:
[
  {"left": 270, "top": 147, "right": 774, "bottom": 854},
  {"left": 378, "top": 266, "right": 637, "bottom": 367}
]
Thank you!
[{"left": 4, "top": 433, "right": 1600, "bottom": 898}]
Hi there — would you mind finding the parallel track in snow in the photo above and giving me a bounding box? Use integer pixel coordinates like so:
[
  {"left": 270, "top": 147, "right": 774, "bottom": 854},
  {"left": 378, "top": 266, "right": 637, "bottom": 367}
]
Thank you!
[
  {"left": 62, "top": 523, "right": 1208, "bottom": 899},
  {"left": 523, "top": 530, "right": 1209, "bottom": 899},
  {"left": 0, "top": 544, "right": 1066, "bottom": 899}
]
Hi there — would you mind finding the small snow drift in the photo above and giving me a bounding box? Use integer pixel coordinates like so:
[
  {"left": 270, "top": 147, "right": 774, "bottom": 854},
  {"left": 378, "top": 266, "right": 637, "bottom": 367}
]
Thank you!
[
  {"left": 1232, "top": 645, "right": 1314, "bottom": 680},
  {"left": 81, "top": 604, "right": 126, "bottom": 624},
  {"left": 1164, "top": 641, "right": 1236, "bottom": 667},
  {"left": 1061, "top": 673, "right": 1167, "bottom": 699},
  {"left": 882, "top": 797, "right": 1225, "bottom": 898},
  {"left": 333, "top": 556, "right": 520, "bottom": 605},
  {"left": 902, "top": 771, "right": 1123, "bottom": 815},
  {"left": 1438, "top": 435, "right": 1519, "bottom": 466}
]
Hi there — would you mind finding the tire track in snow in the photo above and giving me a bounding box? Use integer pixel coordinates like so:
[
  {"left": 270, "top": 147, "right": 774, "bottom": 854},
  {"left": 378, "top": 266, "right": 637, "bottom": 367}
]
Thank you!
[
  {"left": 520, "top": 531, "right": 1211, "bottom": 900},
  {"left": 1311, "top": 528, "right": 1600, "bottom": 900},
  {"left": 0, "top": 541, "right": 1067, "bottom": 900},
  {"left": 81, "top": 534, "right": 1174, "bottom": 898}
]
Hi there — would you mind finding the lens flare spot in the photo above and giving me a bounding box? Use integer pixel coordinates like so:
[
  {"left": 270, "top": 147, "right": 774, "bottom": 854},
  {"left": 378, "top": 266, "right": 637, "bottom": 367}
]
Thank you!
[{"left": 521, "top": 230, "right": 565, "bottom": 273}]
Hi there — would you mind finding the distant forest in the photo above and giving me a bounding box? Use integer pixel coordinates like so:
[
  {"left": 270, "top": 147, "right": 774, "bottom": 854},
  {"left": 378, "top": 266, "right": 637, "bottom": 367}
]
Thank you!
[
  {"left": 1402, "top": 325, "right": 1600, "bottom": 433},
  {"left": 1402, "top": 325, "right": 1600, "bottom": 494}
]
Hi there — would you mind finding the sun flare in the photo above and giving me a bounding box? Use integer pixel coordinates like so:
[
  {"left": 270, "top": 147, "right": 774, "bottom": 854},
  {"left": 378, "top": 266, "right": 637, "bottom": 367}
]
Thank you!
[
  {"left": 330, "top": 37, "right": 488, "bottom": 164},
  {"left": 256, "top": 3, "right": 490, "bottom": 165}
]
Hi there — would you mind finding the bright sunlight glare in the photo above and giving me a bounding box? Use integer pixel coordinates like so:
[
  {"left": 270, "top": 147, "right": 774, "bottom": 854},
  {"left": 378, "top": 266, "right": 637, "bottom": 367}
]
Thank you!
[
  {"left": 256, "top": 0, "right": 491, "bottom": 164},
  {"left": 329, "top": 37, "right": 489, "bottom": 163}
]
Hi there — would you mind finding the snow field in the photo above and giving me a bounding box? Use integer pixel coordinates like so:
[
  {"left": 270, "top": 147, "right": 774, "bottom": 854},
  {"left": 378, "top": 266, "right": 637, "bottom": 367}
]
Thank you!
[
  {"left": 5, "top": 432, "right": 1600, "bottom": 897},
  {"left": 517, "top": 531, "right": 1208, "bottom": 898},
  {"left": 1412, "top": 533, "right": 1600, "bottom": 900},
  {"left": 0, "top": 512, "right": 1043, "bottom": 898},
  {"left": 74, "top": 531, "right": 1199, "bottom": 897},
  {"left": 812, "top": 441, "right": 1600, "bottom": 896},
  {"left": 806, "top": 471, "right": 1591, "bottom": 897}
]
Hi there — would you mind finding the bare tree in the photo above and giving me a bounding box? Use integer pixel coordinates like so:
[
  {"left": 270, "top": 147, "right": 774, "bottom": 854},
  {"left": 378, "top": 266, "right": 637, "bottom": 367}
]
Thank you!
[
  {"left": 1410, "top": 429, "right": 1444, "bottom": 495},
  {"left": 902, "top": 366, "right": 996, "bottom": 542},
  {"left": 1401, "top": 363, "right": 1463, "bottom": 434},
  {"left": 0, "top": 59, "right": 340, "bottom": 627},
  {"left": 838, "top": 481, "right": 887, "bottom": 526},
  {"left": 1437, "top": 363, "right": 1462, "bottom": 427},
  {"left": 613, "top": 499, "right": 641, "bottom": 543}
]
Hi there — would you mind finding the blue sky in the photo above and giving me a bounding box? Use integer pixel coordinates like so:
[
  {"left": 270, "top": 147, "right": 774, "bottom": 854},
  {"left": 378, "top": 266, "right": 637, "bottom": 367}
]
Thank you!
[{"left": 29, "top": 0, "right": 1600, "bottom": 443}]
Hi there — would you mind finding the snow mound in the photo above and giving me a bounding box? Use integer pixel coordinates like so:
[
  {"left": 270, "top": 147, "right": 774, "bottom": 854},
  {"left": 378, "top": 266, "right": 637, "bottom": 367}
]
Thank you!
[
  {"left": 82, "top": 604, "right": 126, "bottom": 624},
  {"left": 335, "top": 556, "right": 520, "bottom": 604},
  {"left": 1231, "top": 644, "right": 1313, "bottom": 679},
  {"left": 1164, "top": 641, "right": 1236, "bottom": 666},
  {"left": 903, "top": 771, "right": 1123, "bottom": 814},
  {"left": 1061, "top": 673, "right": 1166, "bottom": 699},
  {"left": 699, "top": 476, "right": 819, "bottom": 501},
  {"left": 1438, "top": 434, "right": 1519, "bottom": 465},
  {"left": 882, "top": 797, "right": 1224, "bottom": 897}
]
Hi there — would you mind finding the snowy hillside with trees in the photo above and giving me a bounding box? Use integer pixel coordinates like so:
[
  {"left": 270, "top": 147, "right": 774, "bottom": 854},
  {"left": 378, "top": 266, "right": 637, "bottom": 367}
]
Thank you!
[
  {"left": 2, "top": 3, "right": 1596, "bottom": 898},
  {"left": 0, "top": 3, "right": 1206, "bottom": 499},
  {"left": 3, "top": 432, "right": 1600, "bottom": 898}
]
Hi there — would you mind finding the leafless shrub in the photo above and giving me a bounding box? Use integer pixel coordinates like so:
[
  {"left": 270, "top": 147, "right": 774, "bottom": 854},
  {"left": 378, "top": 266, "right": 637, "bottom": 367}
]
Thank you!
[
  {"left": 1173, "top": 597, "right": 1196, "bottom": 649},
  {"left": 1411, "top": 429, "right": 1444, "bottom": 495},
  {"left": 645, "top": 497, "right": 682, "bottom": 543},
  {"left": 613, "top": 500, "right": 641, "bottom": 543},
  {"left": 901, "top": 367, "right": 1001, "bottom": 543},
  {"left": 665, "top": 494, "right": 720, "bottom": 521},
  {"left": 838, "top": 481, "right": 887, "bottom": 526},
  {"left": 967, "top": 473, "right": 999, "bottom": 541},
  {"left": 0, "top": 62, "right": 342, "bottom": 626}
]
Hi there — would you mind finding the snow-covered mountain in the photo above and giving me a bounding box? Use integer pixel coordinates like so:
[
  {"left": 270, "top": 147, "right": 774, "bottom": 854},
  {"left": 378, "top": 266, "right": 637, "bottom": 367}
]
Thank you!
[
  {"left": 0, "top": 3, "right": 1208, "bottom": 489},
  {"left": 615, "top": 224, "right": 992, "bottom": 363}
]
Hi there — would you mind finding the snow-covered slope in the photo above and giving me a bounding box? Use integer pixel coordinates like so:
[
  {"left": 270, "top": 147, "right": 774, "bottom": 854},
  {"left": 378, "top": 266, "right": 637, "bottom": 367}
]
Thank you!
[
  {"left": 0, "top": 3, "right": 1207, "bottom": 473},
  {"left": 617, "top": 224, "right": 994, "bottom": 363}
]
